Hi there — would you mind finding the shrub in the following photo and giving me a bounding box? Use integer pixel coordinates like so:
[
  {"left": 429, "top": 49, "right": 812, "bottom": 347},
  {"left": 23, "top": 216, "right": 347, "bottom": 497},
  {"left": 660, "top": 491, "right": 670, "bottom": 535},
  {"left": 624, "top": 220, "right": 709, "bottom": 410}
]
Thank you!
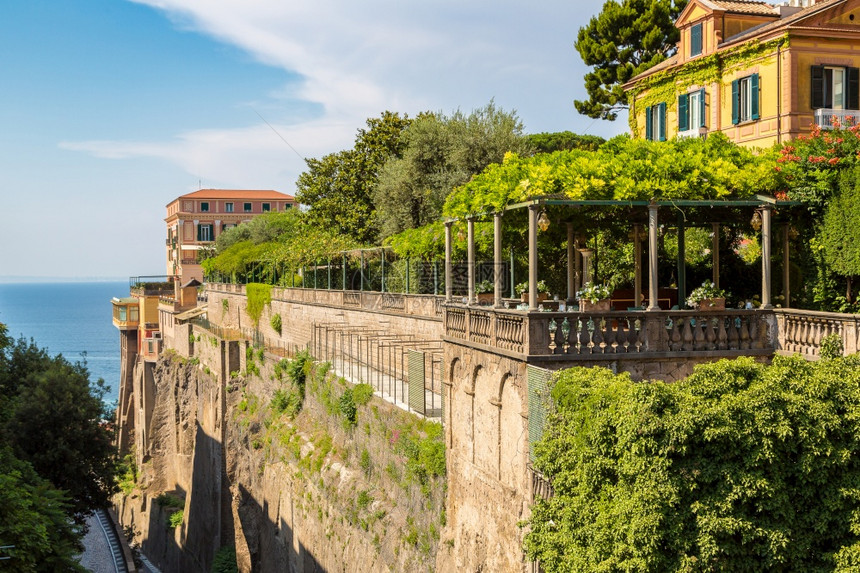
[
  {"left": 211, "top": 545, "right": 238, "bottom": 573},
  {"left": 270, "top": 312, "right": 282, "bottom": 335},
  {"left": 526, "top": 356, "right": 860, "bottom": 572},
  {"left": 245, "top": 283, "right": 272, "bottom": 326},
  {"left": 155, "top": 493, "right": 184, "bottom": 509},
  {"left": 357, "top": 490, "right": 373, "bottom": 510},
  {"left": 339, "top": 388, "right": 357, "bottom": 428},
  {"left": 353, "top": 383, "right": 374, "bottom": 406},
  {"left": 359, "top": 448, "right": 372, "bottom": 477},
  {"left": 167, "top": 510, "right": 183, "bottom": 530},
  {"left": 820, "top": 332, "right": 844, "bottom": 359}
]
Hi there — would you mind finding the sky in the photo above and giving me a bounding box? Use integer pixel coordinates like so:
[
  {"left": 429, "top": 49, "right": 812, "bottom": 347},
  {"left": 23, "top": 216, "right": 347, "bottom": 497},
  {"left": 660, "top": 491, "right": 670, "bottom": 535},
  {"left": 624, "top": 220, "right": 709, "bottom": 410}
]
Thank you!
[{"left": 0, "top": 0, "right": 629, "bottom": 281}]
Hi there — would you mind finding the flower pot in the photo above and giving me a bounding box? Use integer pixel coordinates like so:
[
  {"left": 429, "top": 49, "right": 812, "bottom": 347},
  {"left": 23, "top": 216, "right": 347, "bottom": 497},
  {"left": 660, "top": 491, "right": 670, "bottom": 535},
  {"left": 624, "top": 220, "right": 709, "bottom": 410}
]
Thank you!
[
  {"left": 476, "top": 293, "right": 495, "bottom": 305},
  {"left": 521, "top": 292, "right": 548, "bottom": 303},
  {"left": 697, "top": 297, "right": 725, "bottom": 310},
  {"left": 579, "top": 299, "right": 611, "bottom": 312}
]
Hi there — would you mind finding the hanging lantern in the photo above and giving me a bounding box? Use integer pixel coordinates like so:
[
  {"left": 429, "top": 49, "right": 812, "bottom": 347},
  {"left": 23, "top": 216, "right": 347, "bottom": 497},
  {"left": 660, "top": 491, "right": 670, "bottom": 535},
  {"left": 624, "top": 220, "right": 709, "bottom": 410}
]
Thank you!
[
  {"left": 537, "top": 210, "right": 551, "bottom": 232},
  {"left": 750, "top": 210, "right": 763, "bottom": 232}
]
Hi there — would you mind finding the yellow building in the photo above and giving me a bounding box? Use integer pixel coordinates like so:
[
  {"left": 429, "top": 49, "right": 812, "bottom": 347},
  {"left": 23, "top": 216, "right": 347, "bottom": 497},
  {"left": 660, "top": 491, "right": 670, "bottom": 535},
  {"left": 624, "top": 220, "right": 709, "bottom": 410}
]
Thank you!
[{"left": 625, "top": 0, "right": 860, "bottom": 148}]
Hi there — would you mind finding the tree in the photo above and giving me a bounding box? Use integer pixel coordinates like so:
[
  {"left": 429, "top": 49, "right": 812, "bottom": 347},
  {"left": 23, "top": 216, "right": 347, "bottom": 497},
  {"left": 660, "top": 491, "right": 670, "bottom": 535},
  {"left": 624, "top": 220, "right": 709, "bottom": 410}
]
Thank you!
[
  {"left": 0, "top": 332, "right": 117, "bottom": 525},
  {"left": 525, "top": 131, "right": 604, "bottom": 153},
  {"left": 821, "top": 166, "right": 860, "bottom": 302},
  {"left": 373, "top": 101, "right": 529, "bottom": 238},
  {"left": 526, "top": 356, "right": 860, "bottom": 571},
  {"left": 296, "top": 111, "right": 411, "bottom": 244},
  {"left": 574, "top": 0, "right": 687, "bottom": 120}
]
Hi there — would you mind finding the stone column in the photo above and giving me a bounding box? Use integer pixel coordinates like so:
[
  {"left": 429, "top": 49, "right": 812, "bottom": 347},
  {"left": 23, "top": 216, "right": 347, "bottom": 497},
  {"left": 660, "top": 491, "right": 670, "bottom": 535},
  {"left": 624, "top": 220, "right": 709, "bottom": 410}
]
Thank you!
[
  {"left": 761, "top": 206, "right": 773, "bottom": 309},
  {"left": 529, "top": 205, "right": 538, "bottom": 310},
  {"left": 494, "top": 213, "right": 503, "bottom": 307},
  {"left": 648, "top": 203, "right": 660, "bottom": 311},
  {"left": 566, "top": 223, "right": 575, "bottom": 302},
  {"left": 783, "top": 225, "right": 790, "bottom": 308},
  {"left": 712, "top": 223, "right": 720, "bottom": 289},
  {"left": 467, "top": 217, "right": 476, "bottom": 305},
  {"left": 574, "top": 234, "right": 582, "bottom": 293},
  {"left": 633, "top": 224, "right": 643, "bottom": 308},
  {"left": 444, "top": 222, "right": 453, "bottom": 302},
  {"left": 579, "top": 248, "right": 594, "bottom": 286},
  {"left": 677, "top": 214, "right": 686, "bottom": 304}
]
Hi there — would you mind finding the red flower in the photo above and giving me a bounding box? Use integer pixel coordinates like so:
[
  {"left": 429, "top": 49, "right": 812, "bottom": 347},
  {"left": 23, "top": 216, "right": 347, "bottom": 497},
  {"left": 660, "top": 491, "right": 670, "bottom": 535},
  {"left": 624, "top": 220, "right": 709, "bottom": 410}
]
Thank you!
[{"left": 829, "top": 157, "right": 840, "bottom": 165}]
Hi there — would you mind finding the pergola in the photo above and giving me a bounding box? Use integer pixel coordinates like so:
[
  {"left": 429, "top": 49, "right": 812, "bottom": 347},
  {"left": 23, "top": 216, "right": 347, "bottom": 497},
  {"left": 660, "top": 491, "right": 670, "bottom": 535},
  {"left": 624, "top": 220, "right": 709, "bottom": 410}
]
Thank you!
[{"left": 443, "top": 194, "right": 802, "bottom": 311}]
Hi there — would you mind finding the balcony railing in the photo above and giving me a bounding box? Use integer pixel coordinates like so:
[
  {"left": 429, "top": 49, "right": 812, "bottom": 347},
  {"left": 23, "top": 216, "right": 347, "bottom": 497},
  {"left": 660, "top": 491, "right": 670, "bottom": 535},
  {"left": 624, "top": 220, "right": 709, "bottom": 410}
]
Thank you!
[
  {"left": 444, "top": 305, "right": 773, "bottom": 360},
  {"left": 815, "top": 108, "right": 860, "bottom": 129},
  {"left": 677, "top": 126, "right": 708, "bottom": 139}
]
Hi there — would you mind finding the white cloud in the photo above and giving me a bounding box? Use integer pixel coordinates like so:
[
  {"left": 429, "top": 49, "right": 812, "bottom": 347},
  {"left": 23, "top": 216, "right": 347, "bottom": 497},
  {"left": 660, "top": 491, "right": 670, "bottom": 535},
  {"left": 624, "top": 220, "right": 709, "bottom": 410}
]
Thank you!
[{"left": 65, "top": 0, "right": 625, "bottom": 191}]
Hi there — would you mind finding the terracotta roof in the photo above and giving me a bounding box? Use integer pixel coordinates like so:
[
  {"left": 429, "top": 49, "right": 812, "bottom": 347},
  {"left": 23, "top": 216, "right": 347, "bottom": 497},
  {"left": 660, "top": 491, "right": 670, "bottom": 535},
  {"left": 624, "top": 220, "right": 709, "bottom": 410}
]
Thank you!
[
  {"left": 174, "top": 189, "right": 296, "bottom": 201},
  {"left": 708, "top": 0, "right": 778, "bottom": 16},
  {"left": 722, "top": 0, "right": 846, "bottom": 46}
]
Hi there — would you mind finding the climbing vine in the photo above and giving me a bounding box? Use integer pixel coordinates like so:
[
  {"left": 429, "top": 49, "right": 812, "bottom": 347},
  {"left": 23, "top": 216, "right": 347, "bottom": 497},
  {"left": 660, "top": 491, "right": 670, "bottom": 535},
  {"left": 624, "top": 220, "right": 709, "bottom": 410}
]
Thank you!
[
  {"left": 628, "top": 35, "right": 789, "bottom": 134},
  {"left": 246, "top": 283, "right": 272, "bottom": 326}
]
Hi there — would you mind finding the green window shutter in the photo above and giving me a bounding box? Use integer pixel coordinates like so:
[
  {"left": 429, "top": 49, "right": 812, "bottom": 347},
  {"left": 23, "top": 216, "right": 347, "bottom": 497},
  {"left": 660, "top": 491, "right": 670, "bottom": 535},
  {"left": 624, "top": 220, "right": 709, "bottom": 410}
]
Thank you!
[
  {"left": 658, "top": 103, "right": 667, "bottom": 141},
  {"left": 690, "top": 24, "right": 702, "bottom": 57},
  {"left": 197, "top": 225, "right": 202, "bottom": 241},
  {"left": 678, "top": 94, "right": 689, "bottom": 132},
  {"left": 811, "top": 65, "right": 825, "bottom": 109},
  {"left": 699, "top": 88, "right": 707, "bottom": 127},
  {"left": 751, "top": 74, "right": 760, "bottom": 120},
  {"left": 645, "top": 106, "right": 653, "bottom": 140},
  {"left": 848, "top": 67, "right": 860, "bottom": 110},
  {"left": 731, "top": 79, "right": 740, "bottom": 125}
]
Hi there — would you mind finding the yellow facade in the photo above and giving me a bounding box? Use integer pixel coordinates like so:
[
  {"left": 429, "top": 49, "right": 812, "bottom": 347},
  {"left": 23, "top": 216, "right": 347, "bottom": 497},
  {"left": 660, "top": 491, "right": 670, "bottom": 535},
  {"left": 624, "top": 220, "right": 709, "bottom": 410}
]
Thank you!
[{"left": 626, "top": 0, "right": 860, "bottom": 148}]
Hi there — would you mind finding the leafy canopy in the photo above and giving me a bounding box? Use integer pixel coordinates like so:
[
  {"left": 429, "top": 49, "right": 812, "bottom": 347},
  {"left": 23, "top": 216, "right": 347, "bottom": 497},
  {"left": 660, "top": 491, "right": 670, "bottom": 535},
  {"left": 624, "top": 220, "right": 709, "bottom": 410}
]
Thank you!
[
  {"left": 527, "top": 356, "right": 860, "bottom": 571},
  {"left": 575, "top": 0, "right": 687, "bottom": 120}
]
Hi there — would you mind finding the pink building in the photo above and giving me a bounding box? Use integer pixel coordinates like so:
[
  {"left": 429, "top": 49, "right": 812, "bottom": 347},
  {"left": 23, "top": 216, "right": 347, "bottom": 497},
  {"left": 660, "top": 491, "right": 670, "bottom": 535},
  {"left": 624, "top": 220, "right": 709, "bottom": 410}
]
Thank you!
[{"left": 165, "top": 189, "right": 296, "bottom": 283}]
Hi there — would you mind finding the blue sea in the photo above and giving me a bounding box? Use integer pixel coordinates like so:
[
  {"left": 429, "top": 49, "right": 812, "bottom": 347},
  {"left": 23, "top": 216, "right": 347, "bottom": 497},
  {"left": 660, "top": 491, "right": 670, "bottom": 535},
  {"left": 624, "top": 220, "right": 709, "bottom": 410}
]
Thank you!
[{"left": 0, "top": 282, "right": 127, "bottom": 405}]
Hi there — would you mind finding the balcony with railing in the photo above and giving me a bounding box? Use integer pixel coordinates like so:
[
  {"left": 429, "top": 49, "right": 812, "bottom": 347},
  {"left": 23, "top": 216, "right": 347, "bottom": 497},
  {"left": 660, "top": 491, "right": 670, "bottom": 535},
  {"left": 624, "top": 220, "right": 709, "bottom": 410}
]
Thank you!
[
  {"left": 129, "top": 275, "right": 176, "bottom": 297},
  {"left": 444, "top": 305, "right": 774, "bottom": 362},
  {"left": 814, "top": 108, "right": 860, "bottom": 129}
]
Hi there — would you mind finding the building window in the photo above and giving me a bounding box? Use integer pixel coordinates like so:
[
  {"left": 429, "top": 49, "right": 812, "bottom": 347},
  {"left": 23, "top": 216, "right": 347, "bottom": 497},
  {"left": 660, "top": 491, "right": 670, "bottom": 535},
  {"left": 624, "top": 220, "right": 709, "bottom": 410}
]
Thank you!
[
  {"left": 198, "top": 224, "right": 214, "bottom": 242},
  {"left": 200, "top": 202, "right": 209, "bottom": 212},
  {"left": 283, "top": 203, "right": 292, "bottom": 210},
  {"left": 731, "top": 74, "right": 759, "bottom": 125},
  {"left": 678, "top": 89, "right": 706, "bottom": 132},
  {"left": 225, "top": 202, "right": 234, "bottom": 213},
  {"left": 244, "top": 202, "right": 252, "bottom": 212},
  {"left": 690, "top": 23, "right": 703, "bottom": 58},
  {"left": 262, "top": 203, "right": 271, "bottom": 212},
  {"left": 812, "top": 65, "right": 860, "bottom": 110},
  {"left": 644, "top": 103, "right": 666, "bottom": 141}
]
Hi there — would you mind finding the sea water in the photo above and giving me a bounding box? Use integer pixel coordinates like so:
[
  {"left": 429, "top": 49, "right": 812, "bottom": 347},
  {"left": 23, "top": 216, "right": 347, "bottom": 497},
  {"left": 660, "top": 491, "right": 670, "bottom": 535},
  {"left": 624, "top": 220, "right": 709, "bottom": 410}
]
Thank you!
[{"left": 0, "top": 281, "right": 126, "bottom": 405}]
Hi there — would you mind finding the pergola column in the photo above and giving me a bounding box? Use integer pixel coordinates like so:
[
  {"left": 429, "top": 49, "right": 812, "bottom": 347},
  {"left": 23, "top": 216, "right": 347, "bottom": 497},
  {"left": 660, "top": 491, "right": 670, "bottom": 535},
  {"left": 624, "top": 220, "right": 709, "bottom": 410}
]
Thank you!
[
  {"left": 566, "top": 223, "right": 575, "bottom": 302},
  {"left": 647, "top": 203, "right": 660, "bottom": 311},
  {"left": 444, "top": 222, "right": 453, "bottom": 302},
  {"left": 633, "top": 224, "right": 643, "bottom": 308},
  {"left": 579, "top": 248, "right": 594, "bottom": 286},
  {"left": 761, "top": 206, "right": 773, "bottom": 309},
  {"left": 494, "top": 213, "right": 503, "bottom": 307},
  {"left": 712, "top": 223, "right": 720, "bottom": 289},
  {"left": 783, "top": 225, "right": 791, "bottom": 308},
  {"left": 467, "top": 217, "right": 476, "bottom": 305},
  {"left": 574, "top": 234, "right": 582, "bottom": 293},
  {"left": 677, "top": 213, "right": 686, "bottom": 304},
  {"left": 528, "top": 205, "right": 538, "bottom": 310}
]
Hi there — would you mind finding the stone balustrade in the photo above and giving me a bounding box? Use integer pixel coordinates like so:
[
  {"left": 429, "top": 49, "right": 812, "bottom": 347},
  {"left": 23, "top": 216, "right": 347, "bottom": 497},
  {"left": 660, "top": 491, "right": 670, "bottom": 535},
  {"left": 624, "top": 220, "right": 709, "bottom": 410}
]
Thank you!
[
  {"left": 444, "top": 305, "right": 775, "bottom": 361},
  {"left": 774, "top": 309, "right": 860, "bottom": 359}
]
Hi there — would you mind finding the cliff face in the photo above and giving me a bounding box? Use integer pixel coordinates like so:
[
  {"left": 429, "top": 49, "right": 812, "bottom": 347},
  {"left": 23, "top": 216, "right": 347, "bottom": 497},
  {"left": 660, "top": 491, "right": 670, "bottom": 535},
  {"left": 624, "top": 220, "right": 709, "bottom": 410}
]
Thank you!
[{"left": 116, "top": 337, "right": 446, "bottom": 573}]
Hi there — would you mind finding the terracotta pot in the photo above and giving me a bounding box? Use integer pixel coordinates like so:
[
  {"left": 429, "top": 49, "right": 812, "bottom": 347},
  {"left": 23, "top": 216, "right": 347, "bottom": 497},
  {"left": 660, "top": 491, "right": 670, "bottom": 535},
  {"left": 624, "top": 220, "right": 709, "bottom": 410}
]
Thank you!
[
  {"left": 579, "top": 298, "right": 611, "bottom": 312},
  {"left": 476, "top": 293, "right": 495, "bottom": 304},
  {"left": 697, "top": 297, "right": 726, "bottom": 310},
  {"left": 520, "top": 292, "right": 548, "bottom": 303}
]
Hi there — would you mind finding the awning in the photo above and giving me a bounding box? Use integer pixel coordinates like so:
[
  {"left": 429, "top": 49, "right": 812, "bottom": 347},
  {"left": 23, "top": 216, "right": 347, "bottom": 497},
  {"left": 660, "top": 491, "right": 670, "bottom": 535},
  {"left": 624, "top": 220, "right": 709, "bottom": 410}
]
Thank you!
[{"left": 175, "top": 305, "right": 207, "bottom": 321}]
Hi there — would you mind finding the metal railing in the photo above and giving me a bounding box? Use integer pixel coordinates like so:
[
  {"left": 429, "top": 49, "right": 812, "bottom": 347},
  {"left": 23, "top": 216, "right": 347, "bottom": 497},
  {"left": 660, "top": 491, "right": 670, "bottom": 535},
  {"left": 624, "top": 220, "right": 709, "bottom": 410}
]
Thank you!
[{"left": 815, "top": 108, "right": 860, "bottom": 129}]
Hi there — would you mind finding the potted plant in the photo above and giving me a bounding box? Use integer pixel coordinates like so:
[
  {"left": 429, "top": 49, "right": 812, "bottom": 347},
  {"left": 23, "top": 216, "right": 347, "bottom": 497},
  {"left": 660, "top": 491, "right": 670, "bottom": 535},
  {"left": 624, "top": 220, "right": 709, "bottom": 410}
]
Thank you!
[
  {"left": 577, "top": 282, "right": 611, "bottom": 312},
  {"left": 475, "top": 280, "right": 494, "bottom": 304},
  {"left": 686, "top": 280, "right": 727, "bottom": 310},
  {"left": 515, "top": 280, "right": 549, "bottom": 303}
]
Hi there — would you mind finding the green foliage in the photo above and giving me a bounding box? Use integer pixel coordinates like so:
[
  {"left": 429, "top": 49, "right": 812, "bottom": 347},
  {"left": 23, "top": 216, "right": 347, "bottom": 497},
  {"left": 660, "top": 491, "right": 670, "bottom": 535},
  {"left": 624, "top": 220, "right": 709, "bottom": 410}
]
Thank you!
[
  {"left": 393, "top": 422, "right": 445, "bottom": 486},
  {"left": 0, "top": 447, "right": 86, "bottom": 572},
  {"left": 339, "top": 388, "right": 357, "bottom": 428},
  {"left": 525, "top": 131, "right": 604, "bottom": 153},
  {"left": 357, "top": 489, "right": 373, "bottom": 510},
  {"left": 352, "top": 383, "right": 374, "bottom": 406},
  {"left": 526, "top": 357, "right": 860, "bottom": 571},
  {"left": 167, "top": 509, "right": 184, "bottom": 530},
  {"left": 820, "top": 333, "right": 844, "bottom": 360},
  {"left": 287, "top": 350, "right": 312, "bottom": 390},
  {"left": 575, "top": 0, "right": 686, "bottom": 120},
  {"left": 359, "top": 448, "right": 372, "bottom": 477},
  {"left": 297, "top": 111, "right": 412, "bottom": 244},
  {"left": 245, "top": 283, "right": 272, "bottom": 326},
  {"left": 373, "top": 102, "right": 529, "bottom": 239},
  {"left": 270, "top": 312, "right": 282, "bottom": 335},
  {"left": 211, "top": 545, "right": 238, "bottom": 573},
  {"left": 117, "top": 451, "right": 137, "bottom": 496},
  {"left": 443, "top": 134, "right": 775, "bottom": 219},
  {"left": 155, "top": 492, "right": 184, "bottom": 509},
  {"left": 821, "top": 166, "right": 860, "bottom": 286}
]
